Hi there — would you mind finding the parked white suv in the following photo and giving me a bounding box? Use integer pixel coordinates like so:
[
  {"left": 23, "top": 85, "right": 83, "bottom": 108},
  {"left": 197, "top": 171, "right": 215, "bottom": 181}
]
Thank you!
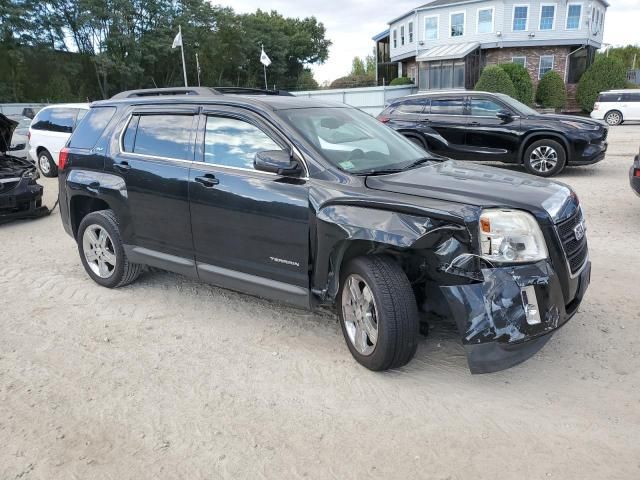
[
  {"left": 591, "top": 90, "right": 640, "bottom": 126},
  {"left": 28, "top": 103, "right": 89, "bottom": 177}
]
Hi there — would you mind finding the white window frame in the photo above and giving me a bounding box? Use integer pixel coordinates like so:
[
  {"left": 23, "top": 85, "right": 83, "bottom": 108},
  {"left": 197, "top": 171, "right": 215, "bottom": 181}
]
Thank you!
[
  {"left": 476, "top": 7, "right": 495, "bottom": 34},
  {"left": 512, "top": 4, "right": 530, "bottom": 32},
  {"left": 538, "top": 3, "right": 556, "bottom": 30},
  {"left": 450, "top": 11, "right": 466, "bottom": 38},
  {"left": 512, "top": 56, "right": 527, "bottom": 67},
  {"left": 392, "top": 28, "right": 398, "bottom": 48},
  {"left": 424, "top": 15, "right": 439, "bottom": 40},
  {"left": 538, "top": 55, "right": 554, "bottom": 79},
  {"left": 400, "top": 24, "right": 405, "bottom": 46},
  {"left": 408, "top": 21, "right": 414, "bottom": 43},
  {"left": 565, "top": 2, "right": 583, "bottom": 30}
]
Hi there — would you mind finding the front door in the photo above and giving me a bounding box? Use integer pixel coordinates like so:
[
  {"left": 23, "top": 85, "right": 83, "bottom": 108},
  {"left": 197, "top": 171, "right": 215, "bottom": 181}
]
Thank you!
[
  {"left": 189, "top": 109, "right": 310, "bottom": 307},
  {"left": 465, "top": 96, "right": 521, "bottom": 163},
  {"left": 107, "top": 107, "right": 197, "bottom": 273}
]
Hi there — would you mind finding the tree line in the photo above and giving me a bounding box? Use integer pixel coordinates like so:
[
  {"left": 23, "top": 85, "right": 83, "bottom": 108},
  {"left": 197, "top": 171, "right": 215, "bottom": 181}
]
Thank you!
[{"left": 0, "top": 0, "right": 331, "bottom": 102}]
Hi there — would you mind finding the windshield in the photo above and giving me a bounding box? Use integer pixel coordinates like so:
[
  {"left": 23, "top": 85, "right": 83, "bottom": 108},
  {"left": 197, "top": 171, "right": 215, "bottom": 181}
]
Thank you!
[
  {"left": 277, "top": 107, "right": 433, "bottom": 174},
  {"left": 495, "top": 94, "right": 539, "bottom": 116}
]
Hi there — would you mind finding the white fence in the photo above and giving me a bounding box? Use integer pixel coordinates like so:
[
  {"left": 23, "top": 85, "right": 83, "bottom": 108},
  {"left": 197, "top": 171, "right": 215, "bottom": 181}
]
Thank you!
[{"left": 292, "top": 85, "right": 418, "bottom": 116}]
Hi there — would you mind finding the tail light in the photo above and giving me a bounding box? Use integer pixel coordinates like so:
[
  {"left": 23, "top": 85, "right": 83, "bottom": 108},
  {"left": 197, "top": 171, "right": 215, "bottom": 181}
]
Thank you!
[
  {"left": 593, "top": 102, "right": 600, "bottom": 111},
  {"left": 634, "top": 168, "right": 640, "bottom": 178},
  {"left": 59, "top": 147, "right": 69, "bottom": 171},
  {"left": 377, "top": 116, "right": 391, "bottom": 123}
]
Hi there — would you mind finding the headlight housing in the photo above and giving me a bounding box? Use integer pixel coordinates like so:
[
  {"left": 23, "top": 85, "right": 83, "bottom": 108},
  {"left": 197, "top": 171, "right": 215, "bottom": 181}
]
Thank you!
[{"left": 479, "top": 209, "right": 548, "bottom": 263}]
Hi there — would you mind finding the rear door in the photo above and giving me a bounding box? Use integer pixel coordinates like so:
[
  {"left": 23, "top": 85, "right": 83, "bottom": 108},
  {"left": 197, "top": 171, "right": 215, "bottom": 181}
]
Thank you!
[
  {"left": 107, "top": 106, "right": 198, "bottom": 272},
  {"left": 465, "top": 95, "right": 521, "bottom": 163},
  {"left": 188, "top": 107, "right": 310, "bottom": 307},
  {"left": 424, "top": 96, "right": 468, "bottom": 159},
  {"left": 622, "top": 92, "right": 640, "bottom": 120}
]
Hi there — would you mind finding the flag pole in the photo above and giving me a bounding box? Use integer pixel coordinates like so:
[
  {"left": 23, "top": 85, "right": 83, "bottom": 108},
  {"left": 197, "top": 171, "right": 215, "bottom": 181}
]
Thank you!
[
  {"left": 262, "top": 44, "right": 268, "bottom": 90},
  {"left": 179, "top": 25, "right": 188, "bottom": 87},
  {"left": 196, "top": 52, "right": 201, "bottom": 87}
]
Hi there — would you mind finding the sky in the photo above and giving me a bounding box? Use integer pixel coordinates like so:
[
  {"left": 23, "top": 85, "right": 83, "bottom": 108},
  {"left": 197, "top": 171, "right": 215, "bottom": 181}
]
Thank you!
[{"left": 225, "top": 0, "right": 640, "bottom": 84}]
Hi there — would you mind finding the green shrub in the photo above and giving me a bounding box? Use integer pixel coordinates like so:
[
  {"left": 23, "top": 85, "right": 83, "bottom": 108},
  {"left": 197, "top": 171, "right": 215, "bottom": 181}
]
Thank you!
[
  {"left": 576, "top": 57, "right": 628, "bottom": 112},
  {"left": 474, "top": 65, "right": 517, "bottom": 98},
  {"left": 389, "top": 76, "right": 414, "bottom": 86},
  {"left": 499, "top": 63, "right": 534, "bottom": 105},
  {"left": 535, "top": 71, "right": 566, "bottom": 109}
]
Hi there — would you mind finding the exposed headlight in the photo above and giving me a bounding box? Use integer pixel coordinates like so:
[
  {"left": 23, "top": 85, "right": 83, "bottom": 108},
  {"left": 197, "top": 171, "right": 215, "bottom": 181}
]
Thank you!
[{"left": 479, "top": 209, "right": 548, "bottom": 263}]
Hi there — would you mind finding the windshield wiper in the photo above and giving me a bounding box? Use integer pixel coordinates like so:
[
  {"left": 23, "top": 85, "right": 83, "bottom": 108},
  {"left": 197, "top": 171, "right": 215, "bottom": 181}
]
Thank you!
[{"left": 356, "top": 157, "right": 436, "bottom": 176}]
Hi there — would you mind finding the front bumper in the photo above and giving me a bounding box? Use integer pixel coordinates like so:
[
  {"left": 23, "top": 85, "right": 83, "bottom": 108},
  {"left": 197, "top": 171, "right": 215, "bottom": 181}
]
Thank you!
[
  {"left": 572, "top": 141, "right": 607, "bottom": 166},
  {"left": 0, "top": 177, "right": 49, "bottom": 225},
  {"left": 441, "top": 259, "right": 591, "bottom": 374}
]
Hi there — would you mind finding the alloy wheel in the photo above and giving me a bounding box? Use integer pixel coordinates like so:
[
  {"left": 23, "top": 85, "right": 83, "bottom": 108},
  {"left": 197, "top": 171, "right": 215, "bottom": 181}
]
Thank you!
[
  {"left": 606, "top": 112, "right": 621, "bottom": 126},
  {"left": 529, "top": 146, "right": 558, "bottom": 173},
  {"left": 341, "top": 274, "right": 378, "bottom": 356},
  {"left": 82, "top": 224, "right": 117, "bottom": 278},
  {"left": 39, "top": 154, "right": 51, "bottom": 175}
]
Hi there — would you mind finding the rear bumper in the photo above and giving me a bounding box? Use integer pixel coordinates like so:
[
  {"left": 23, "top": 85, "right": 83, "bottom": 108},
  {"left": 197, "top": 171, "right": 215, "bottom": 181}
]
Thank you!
[{"left": 441, "top": 259, "right": 591, "bottom": 374}]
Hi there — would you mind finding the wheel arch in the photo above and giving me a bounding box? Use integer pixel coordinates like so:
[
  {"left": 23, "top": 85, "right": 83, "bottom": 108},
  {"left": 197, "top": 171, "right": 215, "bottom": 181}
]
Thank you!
[
  {"left": 70, "top": 195, "right": 112, "bottom": 239},
  {"left": 518, "top": 132, "right": 571, "bottom": 164}
]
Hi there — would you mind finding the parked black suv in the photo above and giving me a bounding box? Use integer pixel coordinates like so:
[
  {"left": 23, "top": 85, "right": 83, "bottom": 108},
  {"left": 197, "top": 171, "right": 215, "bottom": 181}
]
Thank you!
[
  {"left": 58, "top": 88, "right": 591, "bottom": 374},
  {"left": 378, "top": 91, "right": 608, "bottom": 177}
]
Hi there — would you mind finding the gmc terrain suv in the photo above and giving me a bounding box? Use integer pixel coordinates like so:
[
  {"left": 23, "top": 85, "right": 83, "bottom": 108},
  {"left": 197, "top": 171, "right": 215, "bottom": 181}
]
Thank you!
[
  {"left": 59, "top": 87, "right": 591, "bottom": 374},
  {"left": 378, "top": 91, "right": 608, "bottom": 177}
]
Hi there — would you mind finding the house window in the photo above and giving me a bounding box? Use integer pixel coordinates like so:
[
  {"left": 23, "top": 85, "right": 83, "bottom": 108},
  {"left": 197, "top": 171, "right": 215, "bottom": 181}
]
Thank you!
[
  {"left": 425, "top": 16, "right": 439, "bottom": 40},
  {"left": 539, "top": 55, "right": 554, "bottom": 78},
  {"left": 408, "top": 21, "right": 414, "bottom": 43},
  {"left": 540, "top": 5, "right": 555, "bottom": 30},
  {"left": 512, "top": 56, "right": 527, "bottom": 67},
  {"left": 600, "top": 10, "right": 604, "bottom": 30},
  {"left": 451, "top": 12, "right": 465, "bottom": 37},
  {"left": 477, "top": 8, "right": 494, "bottom": 33},
  {"left": 425, "top": 61, "right": 465, "bottom": 90},
  {"left": 393, "top": 29, "right": 397, "bottom": 48},
  {"left": 400, "top": 25, "right": 405, "bottom": 45},
  {"left": 566, "top": 4, "right": 582, "bottom": 29},
  {"left": 513, "top": 5, "right": 529, "bottom": 31}
]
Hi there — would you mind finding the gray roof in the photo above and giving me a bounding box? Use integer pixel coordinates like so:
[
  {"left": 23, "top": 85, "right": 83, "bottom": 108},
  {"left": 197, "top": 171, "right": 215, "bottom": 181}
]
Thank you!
[{"left": 416, "top": 42, "right": 480, "bottom": 62}]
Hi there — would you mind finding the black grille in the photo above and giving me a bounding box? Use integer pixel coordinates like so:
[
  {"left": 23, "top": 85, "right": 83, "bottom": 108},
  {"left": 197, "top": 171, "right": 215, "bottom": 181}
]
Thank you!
[
  {"left": 602, "top": 128, "right": 608, "bottom": 142},
  {"left": 555, "top": 209, "right": 588, "bottom": 275}
]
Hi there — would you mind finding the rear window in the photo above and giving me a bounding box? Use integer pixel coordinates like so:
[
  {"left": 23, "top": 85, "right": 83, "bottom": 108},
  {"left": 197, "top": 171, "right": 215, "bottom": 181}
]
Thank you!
[
  {"left": 68, "top": 107, "right": 116, "bottom": 149},
  {"left": 122, "top": 114, "right": 194, "bottom": 160},
  {"left": 31, "top": 108, "right": 78, "bottom": 133}
]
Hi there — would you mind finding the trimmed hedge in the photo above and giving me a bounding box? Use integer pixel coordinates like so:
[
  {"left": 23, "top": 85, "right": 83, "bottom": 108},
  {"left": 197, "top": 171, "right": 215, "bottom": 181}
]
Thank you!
[
  {"left": 535, "top": 71, "right": 566, "bottom": 109},
  {"left": 576, "top": 56, "right": 628, "bottom": 112},
  {"left": 389, "top": 76, "right": 414, "bottom": 86},
  {"left": 499, "top": 63, "right": 534, "bottom": 105},
  {"left": 474, "top": 65, "right": 517, "bottom": 98}
]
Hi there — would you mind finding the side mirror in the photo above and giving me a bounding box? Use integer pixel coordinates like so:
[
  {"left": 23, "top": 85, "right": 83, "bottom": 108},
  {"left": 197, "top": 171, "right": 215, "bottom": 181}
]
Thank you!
[
  {"left": 254, "top": 150, "right": 302, "bottom": 176},
  {"left": 496, "top": 109, "right": 513, "bottom": 121}
]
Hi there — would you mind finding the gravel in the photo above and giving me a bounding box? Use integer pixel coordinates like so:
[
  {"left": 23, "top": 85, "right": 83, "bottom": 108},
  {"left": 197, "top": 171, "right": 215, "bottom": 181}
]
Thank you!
[{"left": 1, "top": 125, "right": 639, "bottom": 479}]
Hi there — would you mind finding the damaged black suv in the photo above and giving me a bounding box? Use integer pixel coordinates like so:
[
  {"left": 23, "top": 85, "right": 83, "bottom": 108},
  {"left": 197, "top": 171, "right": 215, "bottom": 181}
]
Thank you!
[{"left": 58, "top": 87, "right": 591, "bottom": 374}]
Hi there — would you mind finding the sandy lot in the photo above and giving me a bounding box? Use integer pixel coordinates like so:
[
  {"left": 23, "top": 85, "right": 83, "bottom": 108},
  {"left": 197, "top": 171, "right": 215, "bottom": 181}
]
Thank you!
[{"left": 1, "top": 125, "right": 639, "bottom": 479}]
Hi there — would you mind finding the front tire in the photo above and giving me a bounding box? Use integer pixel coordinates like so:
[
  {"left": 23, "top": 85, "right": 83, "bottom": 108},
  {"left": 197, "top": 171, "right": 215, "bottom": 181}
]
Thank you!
[
  {"left": 37, "top": 149, "right": 58, "bottom": 178},
  {"left": 77, "top": 210, "right": 142, "bottom": 288},
  {"left": 604, "top": 110, "right": 623, "bottom": 126},
  {"left": 338, "top": 256, "right": 419, "bottom": 371},
  {"left": 523, "top": 139, "right": 566, "bottom": 177}
]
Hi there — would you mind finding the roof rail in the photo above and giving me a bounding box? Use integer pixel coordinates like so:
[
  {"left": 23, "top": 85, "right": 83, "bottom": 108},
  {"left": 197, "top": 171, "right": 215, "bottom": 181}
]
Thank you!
[
  {"left": 110, "top": 87, "right": 220, "bottom": 99},
  {"left": 110, "top": 86, "right": 294, "bottom": 99}
]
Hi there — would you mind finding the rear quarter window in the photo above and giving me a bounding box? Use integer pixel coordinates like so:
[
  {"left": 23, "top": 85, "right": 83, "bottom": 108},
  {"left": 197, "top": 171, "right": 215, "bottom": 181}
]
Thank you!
[
  {"left": 30, "top": 108, "right": 77, "bottom": 133},
  {"left": 597, "top": 93, "right": 622, "bottom": 103},
  {"left": 68, "top": 107, "right": 116, "bottom": 149}
]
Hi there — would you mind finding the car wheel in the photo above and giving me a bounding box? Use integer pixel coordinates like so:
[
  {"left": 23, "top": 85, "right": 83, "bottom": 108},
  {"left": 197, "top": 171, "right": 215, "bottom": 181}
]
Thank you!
[
  {"left": 338, "top": 255, "right": 419, "bottom": 371},
  {"left": 77, "top": 209, "right": 142, "bottom": 288},
  {"left": 37, "top": 149, "right": 58, "bottom": 178},
  {"left": 523, "top": 139, "right": 566, "bottom": 177},
  {"left": 604, "top": 110, "right": 623, "bottom": 126}
]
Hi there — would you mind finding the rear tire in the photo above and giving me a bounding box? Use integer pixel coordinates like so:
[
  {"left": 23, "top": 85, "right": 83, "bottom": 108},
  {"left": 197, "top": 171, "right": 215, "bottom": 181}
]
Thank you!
[
  {"left": 523, "top": 139, "right": 566, "bottom": 177},
  {"left": 338, "top": 256, "right": 419, "bottom": 371},
  {"left": 604, "top": 110, "right": 623, "bottom": 126},
  {"left": 37, "top": 149, "right": 57, "bottom": 178},
  {"left": 77, "top": 209, "right": 142, "bottom": 288}
]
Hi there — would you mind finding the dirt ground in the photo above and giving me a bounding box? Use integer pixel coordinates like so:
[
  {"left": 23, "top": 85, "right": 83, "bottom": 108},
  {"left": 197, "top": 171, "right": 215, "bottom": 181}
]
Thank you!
[{"left": 1, "top": 124, "right": 639, "bottom": 480}]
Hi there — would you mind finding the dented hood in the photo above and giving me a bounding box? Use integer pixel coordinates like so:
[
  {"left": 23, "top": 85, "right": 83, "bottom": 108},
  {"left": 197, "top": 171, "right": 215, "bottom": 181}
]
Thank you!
[
  {"left": 365, "top": 160, "right": 576, "bottom": 222},
  {"left": 0, "top": 114, "right": 18, "bottom": 154}
]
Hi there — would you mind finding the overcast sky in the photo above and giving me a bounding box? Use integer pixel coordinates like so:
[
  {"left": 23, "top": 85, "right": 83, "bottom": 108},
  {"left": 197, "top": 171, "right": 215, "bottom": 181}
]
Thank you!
[{"left": 225, "top": 0, "right": 640, "bottom": 84}]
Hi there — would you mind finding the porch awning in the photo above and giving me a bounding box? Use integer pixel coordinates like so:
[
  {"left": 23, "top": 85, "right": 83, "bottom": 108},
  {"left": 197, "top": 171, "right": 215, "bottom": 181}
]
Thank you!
[{"left": 416, "top": 42, "right": 480, "bottom": 62}]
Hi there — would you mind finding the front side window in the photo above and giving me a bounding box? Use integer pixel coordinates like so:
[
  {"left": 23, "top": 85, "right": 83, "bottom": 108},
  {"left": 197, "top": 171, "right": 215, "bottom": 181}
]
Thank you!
[
  {"left": 566, "top": 4, "right": 582, "bottom": 29},
  {"left": 512, "top": 56, "right": 527, "bottom": 67},
  {"left": 408, "top": 21, "right": 414, "bottom": 43},
  {"left": 540, "top": 5, "right": 555, "bottom": 30},
  {"left": 539, "top": 55, "right": 554, "bottom": 79},
  {"left": 400, "top": 25, "right": 405, "bottom": 45},
  {"left": 513, "top": 6, "right": 529, "bottom": 31},
  {"left": 204, "top": 116, "right": 281, "bottom": 169},
  {"left": 478, "top": 8, "right": 493, "bottom": 33},
  {"left": 451, "top": 12, "right": 465, "bottom": 37},
  {"left": 430, "top": 98, "right": 465, "bottom": 115},
  {"left": 470, "top": 98, "right": 505, "bottom": 116},
  {"left": 124, "top": 114, "right": 193, "bottom": 160},
  {"left": 425, "top": 16, "right": 438, "bottom": 40}
]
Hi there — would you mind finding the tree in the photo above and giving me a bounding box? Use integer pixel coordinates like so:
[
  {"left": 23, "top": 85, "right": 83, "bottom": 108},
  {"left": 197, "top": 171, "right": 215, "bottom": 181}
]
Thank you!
[
  {"left": 599, "top": 45, "right": 640, "bottom": 70},
  {"left": 296, "top": 69, "right": 319, "bottom": 90},
  {"left": 389, "top": 77, "right": 413, "bottom": 86},
  {"left": 536, "top": 71, "right": 566, "bottom": 109},
  {"left": 576, "top": 56, "right": 628, "bottom": 112},
  {"left": 474, "top": 65, "right": 517, "bottom": 98},
  {"left": 499, "top": 63, "right": 533, "bottom": 105}
]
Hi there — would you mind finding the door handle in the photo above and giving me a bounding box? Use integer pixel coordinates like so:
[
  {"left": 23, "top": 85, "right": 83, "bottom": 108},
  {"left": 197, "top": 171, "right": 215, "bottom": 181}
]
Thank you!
[
  {"left": 114, "top": 161, "right": 131, "bottom": 173},
  {"left": 195, "top": 174, "right": 220, "bottom": 188},
  {"left": 469, "top": 121, "right": 480, "bottom": 126},
  {"left": 420, "top": 118, "right": 431, "bottom": 123}
]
